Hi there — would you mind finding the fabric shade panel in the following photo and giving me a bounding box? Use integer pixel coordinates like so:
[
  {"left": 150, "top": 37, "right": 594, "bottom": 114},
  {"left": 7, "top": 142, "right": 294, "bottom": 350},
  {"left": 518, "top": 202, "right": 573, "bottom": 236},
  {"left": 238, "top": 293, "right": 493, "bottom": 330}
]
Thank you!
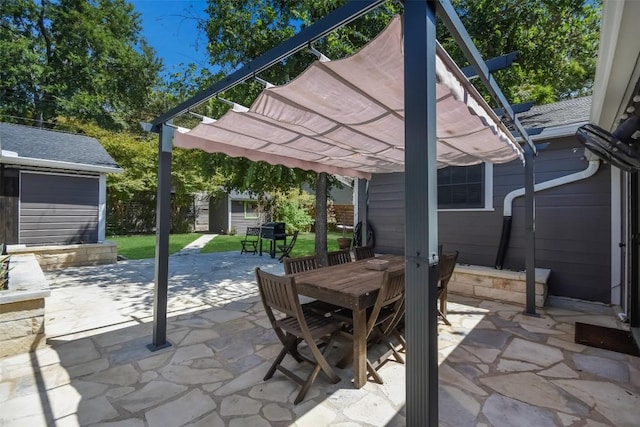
[{"left": 174, "top": 15, "right": 523, "bottom": 180}]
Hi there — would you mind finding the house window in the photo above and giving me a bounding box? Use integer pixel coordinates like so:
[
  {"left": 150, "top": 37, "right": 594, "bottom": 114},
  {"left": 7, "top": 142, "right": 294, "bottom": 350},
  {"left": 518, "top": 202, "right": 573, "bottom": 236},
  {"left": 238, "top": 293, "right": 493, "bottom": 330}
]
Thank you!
[
  {"left": 437, "top": 163, "right": 493, "bottom": 210},
  {"left": 244, "top": 201, "right": 259, "bottom": 219}
]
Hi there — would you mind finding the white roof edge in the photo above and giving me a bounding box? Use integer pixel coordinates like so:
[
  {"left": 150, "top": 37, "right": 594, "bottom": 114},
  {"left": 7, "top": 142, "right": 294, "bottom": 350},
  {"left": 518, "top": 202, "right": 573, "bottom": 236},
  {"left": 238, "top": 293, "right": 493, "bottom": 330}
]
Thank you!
[
  {"left": 0, "top": 151, "right": 123, "bottom": 174},
  {"left": 590, "top": 0, "right": 640, "bottom": 130},
  {"left": 516, "top": 122, "right": 587, "bottom": 143}
]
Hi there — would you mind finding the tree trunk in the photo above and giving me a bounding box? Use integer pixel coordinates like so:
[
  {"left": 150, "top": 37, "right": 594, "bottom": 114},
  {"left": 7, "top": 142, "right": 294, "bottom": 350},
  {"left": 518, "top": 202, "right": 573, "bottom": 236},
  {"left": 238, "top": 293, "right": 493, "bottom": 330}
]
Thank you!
[{"left": 314, "top": 172, "right": 328, "bottom": 266}]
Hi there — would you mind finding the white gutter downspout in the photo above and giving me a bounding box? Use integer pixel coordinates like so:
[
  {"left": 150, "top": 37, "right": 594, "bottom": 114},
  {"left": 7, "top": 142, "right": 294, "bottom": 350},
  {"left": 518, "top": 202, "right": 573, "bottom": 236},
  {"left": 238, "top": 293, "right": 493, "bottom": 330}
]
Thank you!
[
  {"left": 495, "top": 149, "right": 600, "bottom": 269},
  {"left": 504, "top": 151, "right": 600, "bottom": 216}
]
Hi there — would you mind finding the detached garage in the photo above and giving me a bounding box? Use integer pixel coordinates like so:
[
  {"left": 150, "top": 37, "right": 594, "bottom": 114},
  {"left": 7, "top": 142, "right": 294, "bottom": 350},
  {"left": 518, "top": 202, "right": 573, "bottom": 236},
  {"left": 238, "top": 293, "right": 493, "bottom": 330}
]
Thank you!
[{"left": 0, "top": 122, "right": 122, "bottom": 246}]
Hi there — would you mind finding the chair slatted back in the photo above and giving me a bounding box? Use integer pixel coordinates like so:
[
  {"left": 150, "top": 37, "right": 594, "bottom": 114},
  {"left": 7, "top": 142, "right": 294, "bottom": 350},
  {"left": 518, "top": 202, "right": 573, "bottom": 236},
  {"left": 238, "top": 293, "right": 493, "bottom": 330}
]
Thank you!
[
  {"left": 354, "top": 246, "right": 375, "bottom": 261},
  {"left": 255, "top": 268, "right": 301, "bottom": 320},
  {"left": 367, "top": 267, "right": 405, "bottom": 337},
  {"left": 283, "top": 255, "right": 318, "bottom": 275},
  {"left": 438, "top": 251, "right": 459, "bottom": 289},
  {"left": 288, "top": 230, "right": 299, "bottom": 246},
  {"left": 327, "top": 249, "right": 351, "bottom": 266}
]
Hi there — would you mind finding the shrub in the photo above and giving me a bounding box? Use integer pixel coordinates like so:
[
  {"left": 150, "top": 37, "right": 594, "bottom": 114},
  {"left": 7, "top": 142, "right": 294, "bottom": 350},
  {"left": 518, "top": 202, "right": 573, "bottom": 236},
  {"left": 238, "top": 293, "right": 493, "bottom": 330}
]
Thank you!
[{"left": 268, "top": 190, "right": 314, "bottom": 234}]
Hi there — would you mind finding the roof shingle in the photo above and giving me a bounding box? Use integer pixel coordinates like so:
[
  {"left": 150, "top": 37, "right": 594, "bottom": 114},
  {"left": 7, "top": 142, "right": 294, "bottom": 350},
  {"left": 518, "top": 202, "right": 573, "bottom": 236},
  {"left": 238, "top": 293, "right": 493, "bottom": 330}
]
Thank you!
[{"left": 0, "top": 122, "right": 120, "bottom": 170}]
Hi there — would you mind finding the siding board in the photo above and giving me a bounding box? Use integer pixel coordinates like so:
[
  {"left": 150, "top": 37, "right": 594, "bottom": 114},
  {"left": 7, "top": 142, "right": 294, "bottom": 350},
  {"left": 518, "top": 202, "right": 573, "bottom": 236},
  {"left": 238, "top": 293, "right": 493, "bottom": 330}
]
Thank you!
[
  {"left": 368, "top": 137, "right": 612, "bottom": 303},
  {"left": 20, "top": 173, "right": 99, "bottom": 245}
]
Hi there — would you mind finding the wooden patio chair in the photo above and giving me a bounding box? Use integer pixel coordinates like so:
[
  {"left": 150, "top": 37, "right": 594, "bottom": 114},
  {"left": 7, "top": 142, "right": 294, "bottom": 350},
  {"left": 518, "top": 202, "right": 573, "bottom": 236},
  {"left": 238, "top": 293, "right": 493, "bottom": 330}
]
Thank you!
[
  {"left": 333, "top": 267, "right": 406, "bottom": 384},
  {"left": 437, "top": 251, "right": 459, "bottom": 326},
  {"left": 255, "top": 268, "right": 342, "bottom": 404},
  {"left": 277, "top": 230, "right": 299, "bottom": 261},
  {"left": 283, "top": 255, "right": 342, "bottom": 317},
  {"left": 240, "top": 226, "right": 261, "bottom": 254},
  {"left": 354, "top": 245, "right": 375, "bottom": 261},
  {"left": 283, "top": 254, "right": 318, "bottom": 274},
  {"left": 327, "top": 249, "right": 351, "bottom": 266}
]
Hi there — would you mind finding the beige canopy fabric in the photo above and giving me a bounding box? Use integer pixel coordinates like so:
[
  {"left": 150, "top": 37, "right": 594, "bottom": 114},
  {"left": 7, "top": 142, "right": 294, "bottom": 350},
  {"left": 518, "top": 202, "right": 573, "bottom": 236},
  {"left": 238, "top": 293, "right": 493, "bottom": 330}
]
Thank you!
[{"left": 174, "top": 16, "right": 523, "bottom": 179}]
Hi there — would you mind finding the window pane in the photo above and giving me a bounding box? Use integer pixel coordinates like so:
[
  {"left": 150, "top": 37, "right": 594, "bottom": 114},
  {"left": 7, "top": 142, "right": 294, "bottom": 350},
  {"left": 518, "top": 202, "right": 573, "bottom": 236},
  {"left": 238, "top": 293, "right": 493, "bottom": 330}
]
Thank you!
[
  {"left": 451, "top": 167, "right": 469, "bottom": 184},
  {"left": 437, "top": 164, "right": 485, "bottom": 209},
  {"left": 467, "top": 165, "right": 482, "bottom": 182},
  {"left": 438, "top": 167, "right": 452, "bottom": 183}
]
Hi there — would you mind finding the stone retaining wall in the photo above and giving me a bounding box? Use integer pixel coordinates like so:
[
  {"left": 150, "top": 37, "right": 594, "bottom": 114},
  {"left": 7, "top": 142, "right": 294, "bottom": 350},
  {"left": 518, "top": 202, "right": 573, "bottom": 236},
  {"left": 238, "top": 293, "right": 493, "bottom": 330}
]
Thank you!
[
  {"left": 8, "top": 241, "right": 117, "bottom": 270},
  {"left": 449, "top": 264, "right": 550, "bottom": 308},
  {"left": 0, "top": 254, "right": 50, "bottom": 358}
]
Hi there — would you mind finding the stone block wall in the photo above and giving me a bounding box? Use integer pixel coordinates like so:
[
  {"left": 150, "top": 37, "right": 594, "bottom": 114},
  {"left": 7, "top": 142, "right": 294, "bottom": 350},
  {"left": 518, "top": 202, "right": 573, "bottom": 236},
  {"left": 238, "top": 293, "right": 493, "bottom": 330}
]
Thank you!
[
  {"left": 449, "top": 264, "right": 550, "bottom": 308},
  {"left": 0, "top": 254, "right": 50, "bottom": 358},
  {"left": 0, "top": 299, "right": 46, "bottom": 358},
  {"left": 8, "top": 241, "right": 117, "bottom": 270}
]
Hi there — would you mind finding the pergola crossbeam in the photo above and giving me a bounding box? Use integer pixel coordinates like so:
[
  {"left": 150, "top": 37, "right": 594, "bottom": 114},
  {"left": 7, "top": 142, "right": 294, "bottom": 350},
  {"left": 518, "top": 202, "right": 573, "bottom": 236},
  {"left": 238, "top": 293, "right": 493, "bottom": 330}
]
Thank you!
[{"left": 435, "top": 0, "right": 535, "bottom": 153}]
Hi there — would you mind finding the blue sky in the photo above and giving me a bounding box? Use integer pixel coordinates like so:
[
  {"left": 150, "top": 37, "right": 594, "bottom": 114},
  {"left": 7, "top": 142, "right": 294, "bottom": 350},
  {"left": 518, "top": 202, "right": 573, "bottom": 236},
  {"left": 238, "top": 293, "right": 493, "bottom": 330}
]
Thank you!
[{"left": 131, "top": 0, "right": 212, "bottom": 74}]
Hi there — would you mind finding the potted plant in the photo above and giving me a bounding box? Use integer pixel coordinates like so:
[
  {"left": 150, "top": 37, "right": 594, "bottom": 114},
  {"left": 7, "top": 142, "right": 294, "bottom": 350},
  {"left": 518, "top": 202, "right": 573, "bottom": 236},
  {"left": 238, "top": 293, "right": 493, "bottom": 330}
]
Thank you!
[{"left": 336, "top": 224, "right": 352, "bottom": 250}]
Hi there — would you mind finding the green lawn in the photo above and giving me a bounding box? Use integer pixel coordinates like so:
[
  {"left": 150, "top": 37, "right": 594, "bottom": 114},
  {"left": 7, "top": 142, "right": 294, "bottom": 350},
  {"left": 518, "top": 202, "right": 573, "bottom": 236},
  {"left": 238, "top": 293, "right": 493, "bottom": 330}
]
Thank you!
[
  {"left": 200, "top": 231, "right": 346, "bottom": 257},
  {"left": 108, "top": 233, "right": 202, "bottom": 260}
]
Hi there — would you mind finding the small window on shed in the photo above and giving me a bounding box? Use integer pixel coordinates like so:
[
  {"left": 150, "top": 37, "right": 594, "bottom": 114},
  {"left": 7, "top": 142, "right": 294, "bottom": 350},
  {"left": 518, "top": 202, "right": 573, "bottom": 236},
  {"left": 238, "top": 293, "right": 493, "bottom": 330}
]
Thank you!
[{"left": 244, "top": 201, "right": 259, "bottom": 219}]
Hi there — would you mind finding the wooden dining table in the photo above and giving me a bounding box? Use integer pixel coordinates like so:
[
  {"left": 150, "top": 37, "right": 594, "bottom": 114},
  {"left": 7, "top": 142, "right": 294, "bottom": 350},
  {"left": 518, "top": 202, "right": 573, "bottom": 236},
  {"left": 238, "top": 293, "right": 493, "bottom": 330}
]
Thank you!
[{"left": 290, "top": 254, "right": 405, "bottom": 388}]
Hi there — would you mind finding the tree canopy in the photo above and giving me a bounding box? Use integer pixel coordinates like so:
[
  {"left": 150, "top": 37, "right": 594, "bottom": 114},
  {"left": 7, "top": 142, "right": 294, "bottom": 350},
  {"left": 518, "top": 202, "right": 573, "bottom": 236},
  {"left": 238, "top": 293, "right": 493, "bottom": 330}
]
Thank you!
[
  {"left": 440, "top": 0, "right": 601, "bottom": 104},
  {"left": 199, "top": 0, "right": 600, "bottom": 110},
  {"left": 0, "top": 0, "right": 162, "bottom": 130}
]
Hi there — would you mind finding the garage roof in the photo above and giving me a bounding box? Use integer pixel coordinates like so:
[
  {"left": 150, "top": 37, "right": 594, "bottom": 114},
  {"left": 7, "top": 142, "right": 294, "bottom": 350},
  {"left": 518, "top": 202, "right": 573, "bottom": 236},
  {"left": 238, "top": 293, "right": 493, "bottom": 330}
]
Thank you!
[{"left": 0, "top": 122, "right": 122, "bottom": 174}]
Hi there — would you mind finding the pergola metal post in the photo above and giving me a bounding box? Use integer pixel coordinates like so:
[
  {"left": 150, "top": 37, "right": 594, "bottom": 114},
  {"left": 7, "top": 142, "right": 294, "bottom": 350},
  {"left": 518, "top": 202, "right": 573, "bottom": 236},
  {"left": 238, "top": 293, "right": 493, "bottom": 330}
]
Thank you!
[
  {"left": 148, "top": 123, "right": 174, "bottom": 351},
  {"left": 355, "top": 178, "right": 367, "bottom": 245},
  {"left": 435, "top": 0, "right": 536, "bottom": 312},
  {"left": 524, "top": 143, "right": 537, "bottom": 314},
  {"left": 404, "top": 2, "right": 439, "bottom": 425},
  {"left": 630, "top": 172, "right": 640, "bottom": 343}
]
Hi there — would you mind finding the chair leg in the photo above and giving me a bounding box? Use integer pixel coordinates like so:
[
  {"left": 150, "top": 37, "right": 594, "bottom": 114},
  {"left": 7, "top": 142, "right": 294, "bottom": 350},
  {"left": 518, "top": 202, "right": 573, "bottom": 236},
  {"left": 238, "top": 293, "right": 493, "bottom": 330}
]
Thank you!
[
  {"left": 379, "top": 334, "right": 405, "bottom": 364},
  {"left": 278, "top": 249, "right": 290, "bottom": 262},
  {"left": 438, "top": 309, "right": 452, "bottom": 326},
  {"left": 265, "top": 335, "right": 297, "bottom": 380},
  {"left": 292, "top": 336, "right": 341, "bottom": 404},
  {"left": 366, "top": 359, "right": 384, "bottom": 384},
  {"left": 294, "top": 363, "right": 322, "bottom": 404},
  {"left": 391, "top": 329, "right": 406, "bottom": 352},
  {"left": 309, "top": 338, "right": 341, "bottom": 384}
]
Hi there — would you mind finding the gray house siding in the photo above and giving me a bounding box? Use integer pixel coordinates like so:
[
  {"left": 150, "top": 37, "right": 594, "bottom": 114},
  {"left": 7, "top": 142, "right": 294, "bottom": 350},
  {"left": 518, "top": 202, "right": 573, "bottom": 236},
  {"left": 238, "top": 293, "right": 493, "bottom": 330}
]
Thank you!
[
  {"left": 230, "top": 200, "right": 260, "bottom": 235},
  {"left": 368, "top": 136, "right": 612, "bottom": 303},
  {"left": 368, "top": 172, "right": 406, "bottom": 255},
  {"left": 20, "top": 173, "right": 99, "bottom": 245}
]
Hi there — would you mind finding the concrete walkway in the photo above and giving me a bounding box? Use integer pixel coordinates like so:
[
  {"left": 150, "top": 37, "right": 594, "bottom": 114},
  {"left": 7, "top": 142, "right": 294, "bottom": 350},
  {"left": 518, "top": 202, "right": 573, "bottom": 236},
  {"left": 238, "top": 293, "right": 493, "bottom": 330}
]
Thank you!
[
  {"left": 173, "top": 234, "right": 219, "bottom": 256},
  {"left": 1, "top": 251, "right": 639, "bottom": 426}
]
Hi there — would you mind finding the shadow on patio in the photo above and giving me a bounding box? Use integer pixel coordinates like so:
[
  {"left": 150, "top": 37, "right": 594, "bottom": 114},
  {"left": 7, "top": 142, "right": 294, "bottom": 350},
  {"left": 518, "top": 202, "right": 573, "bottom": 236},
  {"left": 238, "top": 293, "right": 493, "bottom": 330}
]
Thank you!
[{"left": 1, "top": 252, "right": 639, "bottom": 426}]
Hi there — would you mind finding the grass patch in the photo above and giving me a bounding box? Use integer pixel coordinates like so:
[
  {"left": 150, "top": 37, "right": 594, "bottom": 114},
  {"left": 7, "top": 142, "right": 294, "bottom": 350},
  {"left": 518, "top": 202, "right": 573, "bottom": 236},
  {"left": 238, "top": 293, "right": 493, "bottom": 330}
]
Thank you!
[
  {"left": 200, "top": 231, "right": 346, "bottom": 257},
  {"left": 108, "top": 233, "right": 202, "bottom": 260}
]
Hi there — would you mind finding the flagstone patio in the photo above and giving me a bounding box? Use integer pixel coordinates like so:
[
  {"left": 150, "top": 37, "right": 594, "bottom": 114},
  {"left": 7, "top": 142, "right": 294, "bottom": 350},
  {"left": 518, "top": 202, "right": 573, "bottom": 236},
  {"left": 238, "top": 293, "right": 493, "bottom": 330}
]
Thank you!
[{"left": 1, "top": 251, "right": 639, "bottom": 426}]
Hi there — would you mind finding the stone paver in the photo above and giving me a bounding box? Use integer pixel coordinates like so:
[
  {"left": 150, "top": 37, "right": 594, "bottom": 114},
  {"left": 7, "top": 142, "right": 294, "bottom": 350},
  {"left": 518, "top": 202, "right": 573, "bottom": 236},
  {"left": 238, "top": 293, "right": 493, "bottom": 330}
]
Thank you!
[{"left": 1, "top": 251, "right": 639, "bottom": 426}]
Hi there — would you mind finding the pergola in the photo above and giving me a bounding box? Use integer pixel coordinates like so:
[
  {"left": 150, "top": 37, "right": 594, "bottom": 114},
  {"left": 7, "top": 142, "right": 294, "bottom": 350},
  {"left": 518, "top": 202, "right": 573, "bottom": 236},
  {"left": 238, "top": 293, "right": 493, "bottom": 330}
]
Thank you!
[{"left": 149, "top": 1, "right": 535, "bottom": 425}]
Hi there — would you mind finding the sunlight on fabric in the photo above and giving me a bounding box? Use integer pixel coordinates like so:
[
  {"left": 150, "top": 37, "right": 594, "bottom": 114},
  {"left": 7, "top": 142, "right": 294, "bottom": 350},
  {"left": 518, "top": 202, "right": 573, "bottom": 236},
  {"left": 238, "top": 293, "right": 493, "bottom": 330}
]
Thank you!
[{"left": 174, "top": 16, "right": 523, "bottom": 179}]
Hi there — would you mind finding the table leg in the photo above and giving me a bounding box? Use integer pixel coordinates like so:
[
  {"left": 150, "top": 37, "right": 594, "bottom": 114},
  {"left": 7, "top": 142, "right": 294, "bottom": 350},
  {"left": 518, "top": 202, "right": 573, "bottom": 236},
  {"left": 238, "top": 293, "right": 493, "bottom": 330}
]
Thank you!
[
  {"left": 259, "top": 238, "right": 263, "bottom": 256},
  {"left": 352, "top": 307, "right": 367, "bottom": 388}
]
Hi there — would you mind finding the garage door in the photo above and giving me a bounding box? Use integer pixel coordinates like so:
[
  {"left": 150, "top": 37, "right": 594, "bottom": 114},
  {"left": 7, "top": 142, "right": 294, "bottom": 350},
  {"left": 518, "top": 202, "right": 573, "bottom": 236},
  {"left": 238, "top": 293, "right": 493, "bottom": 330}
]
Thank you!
[{"left": 20, "top": 173, "right": 99, "bottom": 245}]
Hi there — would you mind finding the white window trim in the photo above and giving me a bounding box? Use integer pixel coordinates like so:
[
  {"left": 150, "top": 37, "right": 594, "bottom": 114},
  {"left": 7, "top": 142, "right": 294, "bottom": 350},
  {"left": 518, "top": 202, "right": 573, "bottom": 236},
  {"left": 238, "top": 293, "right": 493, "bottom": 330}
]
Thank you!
[{"left": 438, "top": 162, "right": 494, "bottom": 212}]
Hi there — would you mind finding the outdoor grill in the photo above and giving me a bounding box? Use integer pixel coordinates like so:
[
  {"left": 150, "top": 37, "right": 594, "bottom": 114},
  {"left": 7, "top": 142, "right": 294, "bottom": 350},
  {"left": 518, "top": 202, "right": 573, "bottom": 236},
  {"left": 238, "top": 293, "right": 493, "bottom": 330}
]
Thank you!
[
  {"left": 260, "top": 222, "right": 286, "bottom": 240},
  {"left": 260, "top": 222, "right": 287, "bottom": 258}
]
